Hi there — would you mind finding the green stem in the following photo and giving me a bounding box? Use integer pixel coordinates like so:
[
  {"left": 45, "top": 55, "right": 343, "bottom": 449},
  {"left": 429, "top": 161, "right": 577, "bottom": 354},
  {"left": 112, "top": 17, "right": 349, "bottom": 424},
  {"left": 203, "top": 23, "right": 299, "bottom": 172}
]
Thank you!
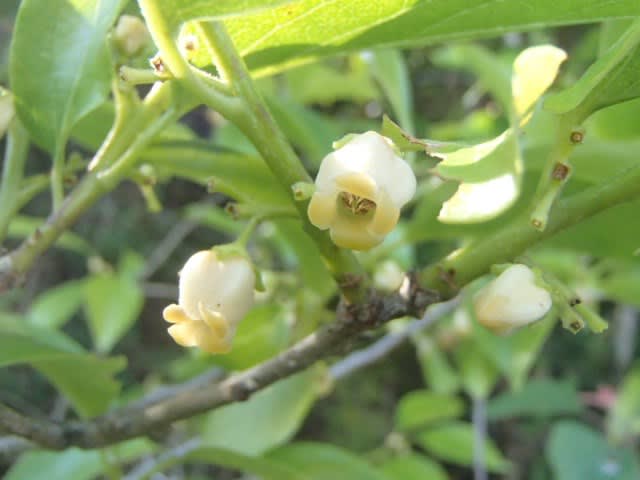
[
  {"left": 529, "top": 113, "right": 582, "bottom": 230},
  {"left": 196, "top": 21, "right": 368, "bottom": 302},
  {"left": 0, "top": 82, "right": 182, "bottom": 287},
  {"left": 0, "top": 120, "right": 29, "bottom": 243},
  {"left": 50, "top": 139, "right": 66, "bottom": 210},
  {"left": 420, "top": 160, "right": 640, "bottom": 298}
]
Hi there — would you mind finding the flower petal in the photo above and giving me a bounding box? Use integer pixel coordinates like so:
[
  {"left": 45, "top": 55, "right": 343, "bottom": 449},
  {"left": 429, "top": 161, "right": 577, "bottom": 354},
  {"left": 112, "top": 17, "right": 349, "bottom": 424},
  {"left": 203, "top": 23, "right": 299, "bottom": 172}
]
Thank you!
[
  {"left": 308, "top": 191, "right": 337, "bottom": 230},
  {"left": 167, "top": 320, "right": 200, "bottom": 347},
  {"left": 335, "top": 172, "right": 377, "bottom": 199},
  {"left": 163, "top": 304, "right": 190, "bottom": 324},
  {"left": 330, "top": 215, "right": 383, "bottom": 250},
  {"left": 367, "top": 190, "right": 400, "bottom": 236}
]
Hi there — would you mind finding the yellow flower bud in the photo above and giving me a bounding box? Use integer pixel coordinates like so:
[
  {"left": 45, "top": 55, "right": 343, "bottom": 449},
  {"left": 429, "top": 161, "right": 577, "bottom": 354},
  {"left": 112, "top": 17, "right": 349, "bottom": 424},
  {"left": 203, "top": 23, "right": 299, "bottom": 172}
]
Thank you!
[
  {"left": 307, "top": 131, "right": 416, "bottom": 250},
  {"left": 473, "top": 264, "right": 552, "bottom": 334},
  {"left": 163, "top": 250, "right": 255, "bottom": 353}
]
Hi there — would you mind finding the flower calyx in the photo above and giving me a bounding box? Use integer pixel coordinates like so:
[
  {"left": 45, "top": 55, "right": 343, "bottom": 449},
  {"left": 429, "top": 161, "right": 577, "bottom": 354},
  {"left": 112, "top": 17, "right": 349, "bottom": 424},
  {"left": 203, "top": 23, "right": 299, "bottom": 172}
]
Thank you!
[
  {"left": 307, "top": 131, "right": 416, "bottom": 251},
  {"left": 473, "top": 263, "right": 553, "bottom": 335},
  {"left": 162, "top": 247, "right": 256, "bottom": 354}
]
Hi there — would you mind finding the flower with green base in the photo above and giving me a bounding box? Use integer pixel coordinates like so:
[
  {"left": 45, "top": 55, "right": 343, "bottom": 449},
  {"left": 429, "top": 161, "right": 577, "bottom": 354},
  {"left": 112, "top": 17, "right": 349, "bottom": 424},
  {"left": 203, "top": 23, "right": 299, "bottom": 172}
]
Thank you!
[
  {"left": 473, "top": 264, "right": 552, "bottom": 334},
  {"left": 163, "top": 248, "right": 255, "bottom": 353},
  {"left": 307, "top": 131, "right": 416, "bottom": 250}
]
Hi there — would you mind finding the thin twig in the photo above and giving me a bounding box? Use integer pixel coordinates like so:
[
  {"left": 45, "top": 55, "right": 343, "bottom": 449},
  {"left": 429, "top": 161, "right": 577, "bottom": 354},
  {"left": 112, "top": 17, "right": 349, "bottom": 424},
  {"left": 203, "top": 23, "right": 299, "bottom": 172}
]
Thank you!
[
  {"left": 472, "top": 395, "right": 488, "bottom": 480},
  {"left": 330, "top": 298, "right": 458, "bottom": 380},
  {"left": 139, "top": 220, "right": 197, "bottom": 280},
  {"left": 0, "top": 279, "right": 438, "bottom": 450},
  {"left": 0, "top": 436, "right": 33, "bottom": 465}
]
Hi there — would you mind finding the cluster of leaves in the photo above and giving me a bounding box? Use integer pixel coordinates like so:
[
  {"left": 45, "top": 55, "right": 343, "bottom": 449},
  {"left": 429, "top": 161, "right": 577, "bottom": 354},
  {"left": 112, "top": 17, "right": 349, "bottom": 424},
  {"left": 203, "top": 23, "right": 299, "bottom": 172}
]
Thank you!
[{"left": 1, "top": 0, "right": 640, "bottom": 479}]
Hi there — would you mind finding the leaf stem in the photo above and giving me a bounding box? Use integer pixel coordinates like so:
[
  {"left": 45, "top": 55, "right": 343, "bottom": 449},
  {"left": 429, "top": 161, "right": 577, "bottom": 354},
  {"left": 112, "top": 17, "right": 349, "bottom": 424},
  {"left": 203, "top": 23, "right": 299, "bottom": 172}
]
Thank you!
[{"left": 0, "top": 119, "right": 29, "bottom": 243}]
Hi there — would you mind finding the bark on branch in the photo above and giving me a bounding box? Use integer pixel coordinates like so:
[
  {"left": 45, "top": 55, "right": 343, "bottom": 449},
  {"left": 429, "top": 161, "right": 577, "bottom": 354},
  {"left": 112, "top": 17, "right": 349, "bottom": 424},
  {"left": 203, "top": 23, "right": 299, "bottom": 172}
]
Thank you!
[{"left": 0, "top": 276, "right": 439, "bottom": 451}]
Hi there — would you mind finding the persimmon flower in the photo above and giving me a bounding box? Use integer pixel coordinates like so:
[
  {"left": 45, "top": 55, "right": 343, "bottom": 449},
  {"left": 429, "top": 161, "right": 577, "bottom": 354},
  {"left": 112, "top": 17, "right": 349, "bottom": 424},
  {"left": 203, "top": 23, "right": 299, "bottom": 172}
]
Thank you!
[
  {"left": 162, "top": 250, "right": 255, "bottom": 353},
  {"left": 307, "top": 131, "right": 416, "bottom": 250},
  {"left": 0, "top": 91, "right": 14, "bottom": 139},
  {"left": 473, "top": 264, "right": 552, "bottom": 334}
]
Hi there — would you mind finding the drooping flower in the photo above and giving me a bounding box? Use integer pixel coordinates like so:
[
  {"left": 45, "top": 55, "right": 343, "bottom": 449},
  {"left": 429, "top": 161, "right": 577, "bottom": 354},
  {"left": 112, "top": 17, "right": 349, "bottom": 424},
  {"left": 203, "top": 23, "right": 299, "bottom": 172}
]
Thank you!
[
  {"left": 163, "top": 249, "right": 255, "bottom": 353},
  {"left": 473, "top": 264, "right": 552, "bottom": 334},
  {"left": 0, "top": 90, "right": 14, "bottom": 139},
  {"left": 307, "top": 131, "right": 416, "bottom": 250}
]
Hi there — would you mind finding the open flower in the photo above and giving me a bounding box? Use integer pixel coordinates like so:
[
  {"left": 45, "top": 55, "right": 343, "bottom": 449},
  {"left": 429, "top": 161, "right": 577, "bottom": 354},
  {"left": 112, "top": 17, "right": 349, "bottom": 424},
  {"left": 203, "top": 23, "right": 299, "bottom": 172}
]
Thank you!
[
  {"left": 473, "top": 264, "right": 552, "bottom": 334},
  {"left": 307, "top": 131, "right": 416, "bottom": 250},
  {"left": 162, "top": 250, "right": 255, "bottom": 353}
]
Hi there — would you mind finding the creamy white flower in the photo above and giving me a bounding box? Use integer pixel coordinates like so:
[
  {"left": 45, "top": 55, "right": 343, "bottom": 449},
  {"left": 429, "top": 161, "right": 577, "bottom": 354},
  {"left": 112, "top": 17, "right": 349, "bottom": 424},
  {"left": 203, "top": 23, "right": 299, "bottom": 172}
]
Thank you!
[
  {"left": 113, "top": 15, "right": 150, "bottom": 57},
  {"left": 473, "top": 264, "right": 552, "bottom": 334},
  {"left": 373, "top": 260, "right": 405, "bottom": 292},
  {"left": 307, "top": 131, "right": 416, "bottom": 250},
  {"left": 163, "top": 250, "right": 255, "bottom": 353}
]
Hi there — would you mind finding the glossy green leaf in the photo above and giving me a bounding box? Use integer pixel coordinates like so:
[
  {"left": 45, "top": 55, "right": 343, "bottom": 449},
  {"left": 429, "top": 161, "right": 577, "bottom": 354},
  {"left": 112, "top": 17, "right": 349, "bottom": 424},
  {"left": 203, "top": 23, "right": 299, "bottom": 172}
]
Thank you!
[
  {"left": 5, "top": 440, "right": 153, "bottom": 480},
  {"left": 28, "top": 280, "right": 85, "bottom": 329},
  {"left": 395, "top": 390, "right": 464, "bottom": 432},
  {"left": 0, "top": 316, "right": 125, "bottom": 417},
  {"left": 10, "top": 0, "right": 123, "bottom": 151},
  {"left": 202, "top": 368, "right": 321, "bottom": 455},
  {"left": 267, "top": 442, "right": 390, "bottom": 480},
  {"left": 607, "top": 367, "right": 640, "bottom": 443},
  {"left": 416, "top": 421, "right": 510, "bottom": 473},
  {"left": 154, "top": 0, "right": 296, "bottom": 31},
  {"left": 222, "top": 0, "right": 640, "bottom": 76},
  {"left": 84, "top": 271, "right": 144, "bottom": 353},
  {"left": 545, "top": 17, "right": 640, "bottom": 119},
  {"left": 146, "top": 140, "right": 291, "bottom": 208},
  {"left": 381, "top": 454, "right": 449, "bottom": 480},
  {"left": 588, "top": 98, "right": 640, "bottom": 141},
  {"left": 487, "top": 379, "right": 582, "bottom": 420},
  {"left": 547, "top": 421, "right": 640, "bottom": 480}
]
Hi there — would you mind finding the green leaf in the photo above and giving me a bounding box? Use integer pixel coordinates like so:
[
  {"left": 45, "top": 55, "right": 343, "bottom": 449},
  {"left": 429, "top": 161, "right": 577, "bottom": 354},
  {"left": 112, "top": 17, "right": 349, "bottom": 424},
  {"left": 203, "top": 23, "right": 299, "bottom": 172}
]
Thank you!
[
  {"left": 608, "top": 367, "right": 640, "bottom": 443},
  {"left": 414, "top": 334, "right": 461, "bottom": 395},
  {"left": 10, "top": 0, "right": 123, "bottom": 151},
  {"left": 154, "top": 0, "right": 297, "bottom": 31},
  {"left": 395, "top": 390, "right": 465, "bottom": 432},
  {"left": 598, "top": 261, "right": 640, "bottom": 308},
  {"left": 83, "top": 270, "right": 144, "bottom": 353},
  {"left": 0, "top": 316, "right": 125, "bottom": 417},
  {"left": 5, "top": 440, "right": 153, "bottom": 480},
  {"left": 285, "top": 60, "right": 378, "bottom": 106},
  {"left": 267, "top": 442, "right": 391, "bottom": 480},
  {"left": 222, "top": 0, "right": 640, "bottom": 76},
  {"left": 545, "top": 17, "right": 640, "bottom": 119},
  {"left": 416, "top": 421, "right": 510, "bottom": 473},
  {"left": 454, "top": 338, "right": 498, "bottom": 399},
  {"left": 202, "top": 368, "right": 321, "bottom": 455},
  {"left": 176, "top": 447, "right": 304, "bottom": 480},
  {"left": 381, "top": 454, "right": 449, "bottom": 480},
  {"left": 147, "top": 140, "right": 291, "bottom": 208},
  {"left": 434, "top": 130, "right": 518, "bottom": 183},
  {"left": 28, "top": 280, "right": 85, "bottom": 329},
  {"left": 487, "top": 379, "right": 582, "bottom": 420},
  {"left": 547, "top": 421, "right": 640, "bottom": 480},
  {"left": 472, "top": 313, "right": 556, "bottom": 390},
  {"left": 588, "top": 98, "right": 640, "bottom": 141}
]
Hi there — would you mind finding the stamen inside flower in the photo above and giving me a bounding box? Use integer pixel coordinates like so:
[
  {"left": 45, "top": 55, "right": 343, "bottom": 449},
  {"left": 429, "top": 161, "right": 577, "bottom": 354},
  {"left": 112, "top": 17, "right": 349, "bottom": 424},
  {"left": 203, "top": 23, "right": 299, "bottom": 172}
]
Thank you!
[{"left": 339, "top": 191, "right": 376, "bottom": 215}]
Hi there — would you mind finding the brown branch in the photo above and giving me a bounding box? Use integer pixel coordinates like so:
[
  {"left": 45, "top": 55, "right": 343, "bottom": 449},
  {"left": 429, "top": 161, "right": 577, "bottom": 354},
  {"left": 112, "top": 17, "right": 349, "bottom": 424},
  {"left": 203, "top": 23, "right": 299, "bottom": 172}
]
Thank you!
[{"left": 0, "top": 278, "right": 438, "bottom": 451}]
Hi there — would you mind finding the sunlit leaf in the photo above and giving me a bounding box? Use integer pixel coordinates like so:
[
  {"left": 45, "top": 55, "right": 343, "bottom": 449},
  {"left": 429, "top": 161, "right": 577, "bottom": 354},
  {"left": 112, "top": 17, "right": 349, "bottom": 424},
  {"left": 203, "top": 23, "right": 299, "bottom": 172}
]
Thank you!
[
  {"left": 381, "top": 454, "right": 449, "bottom": 480},
  {"left": 395, "top": 390, "right": 464, "bottom": 432}
]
